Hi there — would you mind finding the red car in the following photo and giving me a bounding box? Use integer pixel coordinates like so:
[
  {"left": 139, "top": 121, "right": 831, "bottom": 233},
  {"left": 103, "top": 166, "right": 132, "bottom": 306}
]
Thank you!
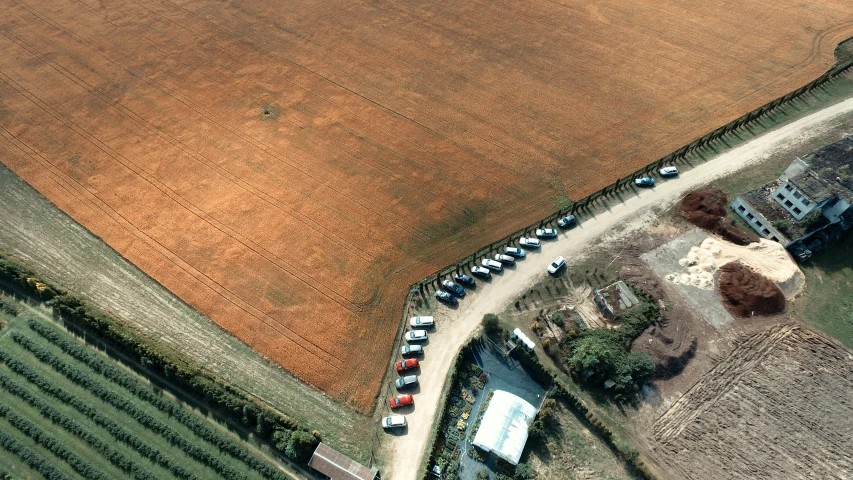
[
  {"left": 389, "top": 394, "right": 414, "bottom": 409},
  {"left": 396, "top": 358, "right": 420, "bottom": 372}
]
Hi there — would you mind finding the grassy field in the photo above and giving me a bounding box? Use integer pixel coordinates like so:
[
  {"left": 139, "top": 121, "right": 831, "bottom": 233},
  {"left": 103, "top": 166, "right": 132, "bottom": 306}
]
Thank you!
[{"left": 0, "top": 293, "right": 293, "bottom": 480}]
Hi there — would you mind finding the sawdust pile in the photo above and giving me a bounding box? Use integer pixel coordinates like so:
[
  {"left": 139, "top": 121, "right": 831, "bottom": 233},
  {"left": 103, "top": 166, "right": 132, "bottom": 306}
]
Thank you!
[
  {"left": 679, "top": 187, "right": 758, "bottom": 245},
  {"left": 666, "top": 237, "right": 804, "bottom": 298},
  {"left": 718, "top": 262, "right": 786, "bottom": 317}
]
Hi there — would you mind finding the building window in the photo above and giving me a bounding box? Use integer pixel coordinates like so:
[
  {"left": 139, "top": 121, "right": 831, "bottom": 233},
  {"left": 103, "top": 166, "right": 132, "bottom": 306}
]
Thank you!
[
  {"left": 763, "top": 228, "right": 771, "bottom": 235},
  {"left": 793, "top": 191, "right": 802, "bottom": 199},
  {"left": 784, "top": 200, "right": 793, "bottom": 208},
  {"left": 793, "top": 207, "right": 802, "bottom": 215},
  {"left": 747, "top": 213, "right": 754, "bottom": 220},
  {"left": 802, "top": 198, "right": 811, "bottom": 206},
  {"left": 755, "top": 221, "right": 763, "bottom": 227},
  {"left": 771, "top": 236, "right": 779, "bottom": 241},
  {"left": 784, "top": 184, "right": 793, "bottom": 192},
  {"left": 738, "top": 205, "right": 746, "bottom": 212},
  {"left": 776, "top": 193, "right": 785, "bottom": 201}
]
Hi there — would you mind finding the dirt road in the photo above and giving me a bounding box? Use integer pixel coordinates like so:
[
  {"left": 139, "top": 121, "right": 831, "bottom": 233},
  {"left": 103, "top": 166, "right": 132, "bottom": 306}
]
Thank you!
[{"left": 384, "top": 96, "right": 853, "bottom": 479}]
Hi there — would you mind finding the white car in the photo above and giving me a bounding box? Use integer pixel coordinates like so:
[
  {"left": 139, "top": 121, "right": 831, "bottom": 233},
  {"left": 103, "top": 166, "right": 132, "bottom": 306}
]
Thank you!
[
  {"left": 535, "top": 228, "right": 558, "bottom": 238},
  {"left": 504, "top": 247, "right": 526, "bottom": 258},
  {"left": 481, "top": 258, "right": 503, "bottom": 271},
  {"left": 382, "top": 415, "right": 407, "bottom": 429},
  {"left": 401, "top": 344, "right": 423, "bottom": 356},
  {"left": 547, "top": 256, "right": 566, "bottom": 274},
  {"left": 659, "top": 166, "right": 679, "bottom": 176},
  {"left": 471, "top": 266, "right": 491, "bottom": 278},
  {"left": 410, "top": 316, "right": 434, "bottom": 327},
  {"left": 519, "top": 237, "right": 541, "bottom": 248},
  {"left": 494, "top": 254, "right": 515, "bottom": 264},
  {"left": 405, "top": 330, "right": 428, "bottom": 342}
]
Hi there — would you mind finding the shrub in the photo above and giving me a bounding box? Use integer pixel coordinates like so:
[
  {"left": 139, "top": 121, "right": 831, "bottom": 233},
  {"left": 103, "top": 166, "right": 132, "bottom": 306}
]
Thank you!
[
  {"left": 482, "top": 314, "right": 501, "bottom": 335},
  {"left": 285, "top": 430, "right": 319, "bottom": 464},
  {"left": 477, "top": 468, "right": 490, "bottom": 480},
  {"left": 551, "top": 312, "right": 565, "bottom": 328},
  {"left": 566, "top": 328, "right": 655, "bottom": 395},
  {"left": 514, "top": 462, "right": 536, "bottom": 480}
]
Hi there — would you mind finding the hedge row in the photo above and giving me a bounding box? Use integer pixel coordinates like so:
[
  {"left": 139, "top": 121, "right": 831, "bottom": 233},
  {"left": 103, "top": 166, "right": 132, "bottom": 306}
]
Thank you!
[
  {"left": 10, "top": 332, "right": 252, "bottom": 480},
  {"left": 0, "top": 429, "right": 73, "bottom": 480},
  {"left": 27, "top": 319, "right": 289, "bottom": 480},
  {"left": 511, "top": 348, "right": 658, "bottom": 480},
  {"left": 0, "top": 354, "right": 200, "bottom": 480},
  {"left": 0, "top": 373, "right": 156, "bottom": 480},
  {"left": 0, "top": 404, "right": 109, "bottom": 480},
  {"left": 419, "top": 337, "right": 481, "bottom": 480},
  {"left": 0, "top": 255, "right": 314, "bottom": 465}
]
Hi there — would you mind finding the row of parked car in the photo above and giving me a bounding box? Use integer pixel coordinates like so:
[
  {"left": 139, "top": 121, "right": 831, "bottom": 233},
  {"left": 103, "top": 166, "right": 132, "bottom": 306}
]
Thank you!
[{"left": 382, "top": 315, "right": 436, "bottom": 430}]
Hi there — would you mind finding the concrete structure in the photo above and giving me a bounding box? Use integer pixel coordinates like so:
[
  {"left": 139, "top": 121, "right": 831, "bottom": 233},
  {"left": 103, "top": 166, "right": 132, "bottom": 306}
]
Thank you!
[
  {"left": 593, "top": 280, "right": 640, "bottom": 321},
  {"left": 308, "top": 443, "right": 378, "bottom": 480},
  {"left": 471, "top": 390, "right": 537, "bottom": 465},
  {"left": 732, "top": 137, "right": 853, "bottom": 260}
]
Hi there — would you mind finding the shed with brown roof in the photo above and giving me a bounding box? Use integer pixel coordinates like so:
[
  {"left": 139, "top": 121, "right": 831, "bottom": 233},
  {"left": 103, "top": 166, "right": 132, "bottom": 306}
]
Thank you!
[{"left": 308, "top": 443, "right": 379, "bottom": 480}]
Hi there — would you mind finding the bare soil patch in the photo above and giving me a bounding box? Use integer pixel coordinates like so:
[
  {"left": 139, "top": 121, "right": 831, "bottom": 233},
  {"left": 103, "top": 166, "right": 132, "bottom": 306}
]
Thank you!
[
  {"left": 651, "top": 325, "right": 853, "bottom": 479},
  {"left": 718, "top": 262, "right": 785, "bottom": 316},
  {"left": 679, "top": 187, "right": 757, "bottom": 245}
]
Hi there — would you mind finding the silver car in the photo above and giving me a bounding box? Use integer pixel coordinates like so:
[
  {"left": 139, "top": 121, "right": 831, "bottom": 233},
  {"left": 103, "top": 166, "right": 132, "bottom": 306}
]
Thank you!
[
  {"left": 405, "top": 330, "right": 428, "bottom": 342},
  {"left": 471, "top": 266, "right": 491, "bottom": 278},
  {"left": 519, "top": 237, "right": 541, "bottom": 248},
  {"left": 395, "top": 375, "right": 418, "bottom": 390},
  {"left": 382, "top": 415, "right": 407, "bottom": 429},
  {"left": 481, "top": 258, "right": 503, "bottom": 271},
  {"left": 535, "top": 228, "right": 558, "bottom": 238}
]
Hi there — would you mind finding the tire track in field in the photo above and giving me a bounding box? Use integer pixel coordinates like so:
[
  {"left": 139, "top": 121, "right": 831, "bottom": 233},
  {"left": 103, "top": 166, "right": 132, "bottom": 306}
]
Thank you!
[{"left": 0, "top": 75, "right": 341, "bottom": 365}]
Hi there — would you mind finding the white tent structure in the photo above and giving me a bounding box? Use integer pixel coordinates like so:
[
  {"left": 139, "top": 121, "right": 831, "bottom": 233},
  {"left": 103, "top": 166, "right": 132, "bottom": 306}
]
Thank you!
[{"left": 471, "top": 390, "right": 538, "bottom": 465}]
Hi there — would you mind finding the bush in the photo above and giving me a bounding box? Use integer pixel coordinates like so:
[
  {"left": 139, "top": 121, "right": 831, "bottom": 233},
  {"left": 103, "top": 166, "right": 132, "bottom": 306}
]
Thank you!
[
  {"left": 514, "top": 462, "right": 536, "bottom": 480},
  {"left": 482, "top": 314, "right": 501, "bottom": 335},
  {"left": 566, "top": 329, "right": 655, "bottom": 395},
  {"left": 551, "top": 312, "right": 565, "bottom": 328},
  {"left": 285, "top": 430, "right": 319, "bottom": 464},
  {"left": 477, "top": 468, "right": 490, "bottom": 480}
]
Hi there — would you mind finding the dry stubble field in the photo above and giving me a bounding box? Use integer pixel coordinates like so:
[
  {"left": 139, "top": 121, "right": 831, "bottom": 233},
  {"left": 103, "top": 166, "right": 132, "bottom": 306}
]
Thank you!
[{"left": 1, "top": 0, "right": 852, "bottom": 409}]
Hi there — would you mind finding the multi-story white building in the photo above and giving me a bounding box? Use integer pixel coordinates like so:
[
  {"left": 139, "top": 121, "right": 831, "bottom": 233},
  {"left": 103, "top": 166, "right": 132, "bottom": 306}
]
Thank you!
[{"left": 731, "top": 137, "right": 853, "bottom": 260}]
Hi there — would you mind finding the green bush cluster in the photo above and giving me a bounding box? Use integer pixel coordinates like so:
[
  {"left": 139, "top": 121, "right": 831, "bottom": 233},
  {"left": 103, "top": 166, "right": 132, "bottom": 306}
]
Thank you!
[
  {"left": 0, "top": 376, "right": 156, "bottom": 480},
  {"left": 0, "top": 429, "right": 73, "bottom": 480},
  {"left": 0, "top": 254, "right": 317, "bottom": 466},
  {"left": 0, "top": 404, "right": 109, "bottom": 480},
  {"left": 27, "top": 319, "right": 293, "bottom": 477},
  {"left": 0, "top": 356, "right": 200, "bottom": 480},
  {"left": 566, "top": 329, "right": 655, "bottom": 395},
  {"left": 0, "top": 298, "right": 17, "bottom": 317}
]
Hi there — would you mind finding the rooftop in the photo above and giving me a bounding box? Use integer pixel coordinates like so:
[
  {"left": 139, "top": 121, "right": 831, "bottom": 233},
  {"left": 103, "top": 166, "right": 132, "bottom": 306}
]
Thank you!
[
  {"left": 799, "top": 135, "right": 853, "bottom": 200},
  {"left": 741, "top": 180, "right": 828, "bottom": 240},
  {"left": 471, "top": 390, "right": 538, "bottom": 466},
  {"left": 595, "top": 281, "right": 640, "bottom": 315},
  {"left": 308, "top": 443, "right": 377, "bottom": 480}
]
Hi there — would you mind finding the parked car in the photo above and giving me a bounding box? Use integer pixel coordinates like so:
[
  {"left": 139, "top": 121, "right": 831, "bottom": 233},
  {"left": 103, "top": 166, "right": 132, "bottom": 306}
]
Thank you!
[
  {"left": 405, "top": 330, "right": 428, "bottom": 342},
  {"left": 382, "top": 415, "right": 408, "bottom": 429},
  {"left": 401, "top": 344, "right": 423, "bottom": 356},
  {"left": 454, "top": 273, "right": 476, "bottom": 287},
  {"left": 504, "top": 247, "right": 526, "bottom": 258},
  {"left": 494, "top": 254, "right": 515, "bottom": 264},
  {"left": 396, "top": 358, "right": 420, "bottom": 372},
  {"left": 442, "top": 280, "right": 466, "bottom": 298},
  {"left": 410, "top": 316, "right": 434, "bottom": 327},
  {"left": 659, "top": 166, "right": 679, "bottom": 176},
  {"left": 471, "top": 266, "right": 491, "bottom": 278},
  {"left": 435, "top": 290, "right": 457, "bottom": 305},
  {"left": 557, "top": 214, "right": 577, "bottom": 228},
  {"left": 395, "top": 375, "right": 418, "bottom": 390},
  {"left": 634, "top": 177, "right": 655, "bottom": 187},
  {"left": 519, "top": 237, "right": 541, "bottom": 248},
  {"left": 547, "top": 256, "right": 566, "bottom": 274},
  {"left": 481, "top": 258, "right": 503, "bottom": 271},
  {"left": 389, "top": 394, "right": 414, "bottom": 409},
  {"left": 535, "top": 228, "right": 558, "bottom": 238}
]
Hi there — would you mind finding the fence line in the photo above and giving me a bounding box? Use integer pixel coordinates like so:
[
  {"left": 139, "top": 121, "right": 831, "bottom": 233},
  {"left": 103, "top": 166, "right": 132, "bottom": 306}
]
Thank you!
[{"left": 408, "top": 58, "right": 853, "bottom": 295}]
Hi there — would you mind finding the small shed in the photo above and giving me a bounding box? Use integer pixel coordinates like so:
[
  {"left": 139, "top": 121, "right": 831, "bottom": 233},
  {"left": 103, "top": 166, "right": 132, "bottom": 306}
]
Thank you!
[
  {"left": 308, "top": 442, "right": 379, "bottom": 480},
  {"left": 593, "top": 281, "right": 640, "bottom": 321}
]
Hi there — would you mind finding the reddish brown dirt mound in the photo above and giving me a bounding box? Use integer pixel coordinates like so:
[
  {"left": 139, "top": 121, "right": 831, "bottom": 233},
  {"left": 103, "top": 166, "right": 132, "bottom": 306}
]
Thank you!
[
  {"left": 680, "top": 187, "right": 758, "bottom": 245},
  {"left": 719, "top": 262, "right": 785, "bottom": 317}
]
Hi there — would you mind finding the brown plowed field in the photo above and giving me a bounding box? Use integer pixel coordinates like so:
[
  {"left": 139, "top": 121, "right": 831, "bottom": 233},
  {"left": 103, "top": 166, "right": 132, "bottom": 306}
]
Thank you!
[
  {"left": 1, "top": 0, "right": 852, "bottom": 409},
  {"left": 652, "top": 325, "right": 853, "bottom": 479}
]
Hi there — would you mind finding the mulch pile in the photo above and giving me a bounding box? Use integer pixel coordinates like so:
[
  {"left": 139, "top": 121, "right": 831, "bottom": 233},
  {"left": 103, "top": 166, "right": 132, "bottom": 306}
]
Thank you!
[
  {"left": 679, "top": 187, "right": 758, "bottom": 245},
  {"left": 718, "top": 262, "right": 785, "bottom": 317}
]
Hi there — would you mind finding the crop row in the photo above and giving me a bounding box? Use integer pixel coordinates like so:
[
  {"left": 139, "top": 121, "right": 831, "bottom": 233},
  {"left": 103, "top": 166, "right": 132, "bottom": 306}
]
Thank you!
[
  {"left": 0, "top": 428, "right": 73, "bottom": 480},
  {"left": 0, "top": 403, "right": 109, "bottom": 480},
  {"left": 8, "top": 333, "right": 252, "bottom": 480},
  {"left": 0, "top": 352, "right": 200, "bottom": 480},
  {"left": 0, "top": 366, "right": 158, "bottom": 480},
  {"left": 28, "top": 319, "right": 289, "bottom": 480}
]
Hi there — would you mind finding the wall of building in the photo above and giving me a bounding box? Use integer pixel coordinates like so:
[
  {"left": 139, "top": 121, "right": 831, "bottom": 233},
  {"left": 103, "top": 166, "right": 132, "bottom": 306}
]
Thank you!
[
  {"left": 772, "top": 181, "right": 818, "bottom": 220},
  {"left": 731, "top": 197, "right": 789, "bottom": 245}
]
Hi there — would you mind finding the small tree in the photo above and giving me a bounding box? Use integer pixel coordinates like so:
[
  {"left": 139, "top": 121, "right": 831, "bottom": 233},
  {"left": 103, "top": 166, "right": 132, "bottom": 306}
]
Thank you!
[
  {"left": 551, "top": 312, "right": 565, "bottom": 328},
  {"left": 482, "top": 314, "right": 500, "bottom": 335},
  {"left": 286, "top": 430, "right": 319, "bottom": 463}
]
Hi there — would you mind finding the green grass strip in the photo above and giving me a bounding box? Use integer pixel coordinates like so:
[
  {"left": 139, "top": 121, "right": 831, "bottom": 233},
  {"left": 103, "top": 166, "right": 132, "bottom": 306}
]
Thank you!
[
  {"left": 0, "top": 404, "right": 109, "bottom": 480},
  {"left": 28, "top": 319, "right": 289, "bottom": 480},
  {"left": 0, "top": 429, "right": 74, "bottom": 480},
  {"left": 0, "top": 353, "right": 200, "bottom": 480}
]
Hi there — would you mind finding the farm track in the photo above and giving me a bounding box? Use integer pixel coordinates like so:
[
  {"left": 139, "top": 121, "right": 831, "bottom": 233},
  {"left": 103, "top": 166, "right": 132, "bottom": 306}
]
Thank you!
[
  {"left": 1, "top": 0, "right": 853, "bottom": 414},
  {"left": 651, "top": 325, "right": 853, "bottom": 479}
]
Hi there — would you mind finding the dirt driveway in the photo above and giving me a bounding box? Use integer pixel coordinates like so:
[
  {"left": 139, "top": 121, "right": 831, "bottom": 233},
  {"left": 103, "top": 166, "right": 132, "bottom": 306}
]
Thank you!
[{"left": 382, "top": 97, "right": 853, "bottom": 480}]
